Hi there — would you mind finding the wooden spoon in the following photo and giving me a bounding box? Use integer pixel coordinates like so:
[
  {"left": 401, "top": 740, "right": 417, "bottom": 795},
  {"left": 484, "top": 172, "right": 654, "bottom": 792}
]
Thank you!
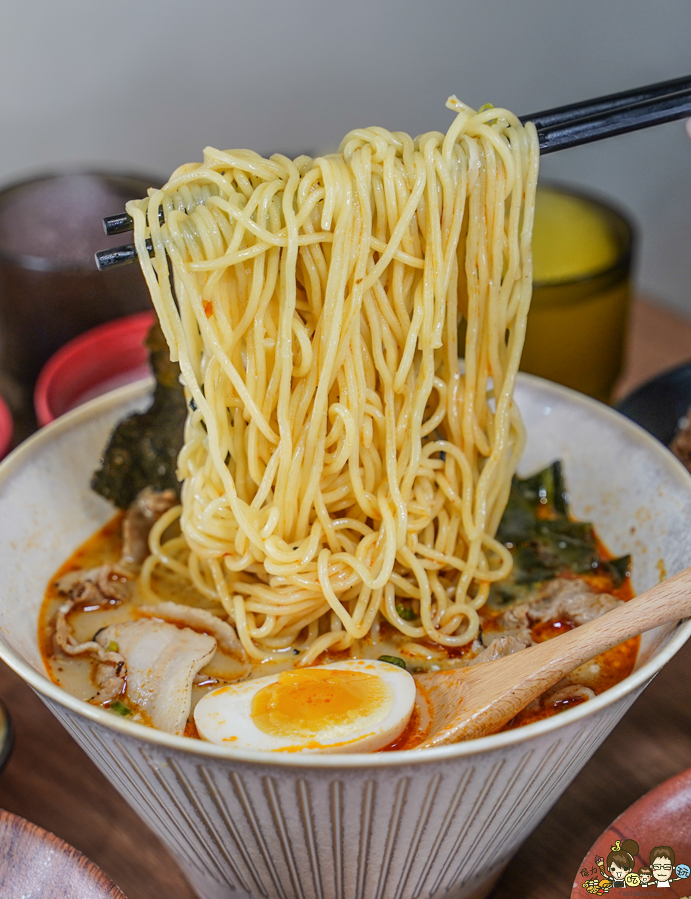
[{"left": 413, "top": 566, "right": 691, "bottom": 748}]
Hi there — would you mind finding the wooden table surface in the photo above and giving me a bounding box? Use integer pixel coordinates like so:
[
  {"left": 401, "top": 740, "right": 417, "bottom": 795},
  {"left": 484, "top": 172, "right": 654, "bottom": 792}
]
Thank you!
[{"left": 0, "top": 297, "right": 690, "bottom": 899}]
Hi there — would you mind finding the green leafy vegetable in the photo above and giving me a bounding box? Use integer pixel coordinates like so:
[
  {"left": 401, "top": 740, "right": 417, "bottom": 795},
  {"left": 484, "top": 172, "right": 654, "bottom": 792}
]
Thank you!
[
  {"left": 492, "top": 461, "right": 622, "bottom": 603},
  {"left": 91, "top": 322, "right": 187, "bottom": 509},
  {"left": 396, "top": 603, "right": 418, "bottom": 621},
  {"left": 599, "top": 554, "right": 631, "bottom": 588},
  {"left": 497, "top": 460, "right": 569, "bottom": 547},
  {"left": 511, "top": 520, "right": 598, "bottom": 584},
  {"left": 109, "top": 700, "right": 132, "bottom": 717},
  {"left": 106, "top": 641, "right": 119, "bottom": 653},
  {"left": 379, "top": 655, "right": 407, "bottom": 670}
]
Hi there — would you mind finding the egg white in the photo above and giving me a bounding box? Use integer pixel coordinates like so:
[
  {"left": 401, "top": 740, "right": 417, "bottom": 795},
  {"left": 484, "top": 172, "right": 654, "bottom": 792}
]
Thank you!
[{"left": 194, "top": 658, "right": 416, "bottom": 753}]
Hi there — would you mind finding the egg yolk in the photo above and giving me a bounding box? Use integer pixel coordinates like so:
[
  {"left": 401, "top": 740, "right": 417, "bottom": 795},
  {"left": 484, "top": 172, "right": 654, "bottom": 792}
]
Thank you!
[{"left": 250, "top": 668, "right": 388, "bottom": 738}]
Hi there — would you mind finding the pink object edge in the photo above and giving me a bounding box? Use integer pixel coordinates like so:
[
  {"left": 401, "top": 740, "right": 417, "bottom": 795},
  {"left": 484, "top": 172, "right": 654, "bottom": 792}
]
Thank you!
[
  {"left": 34, "top": 311, "right": 155, "bottom": 427},
  {"left": 0, "top": 396, "right": 13, "bottom": 461}
]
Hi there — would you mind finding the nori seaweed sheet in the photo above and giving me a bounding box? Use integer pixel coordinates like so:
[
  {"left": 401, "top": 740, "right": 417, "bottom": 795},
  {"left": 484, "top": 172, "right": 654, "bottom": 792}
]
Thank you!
[
  {"left": 491, "top": 461, "right": 630, "bottom": 604},
  {"left": 90, "top": 322, "right": 187, "bottom": 509}
]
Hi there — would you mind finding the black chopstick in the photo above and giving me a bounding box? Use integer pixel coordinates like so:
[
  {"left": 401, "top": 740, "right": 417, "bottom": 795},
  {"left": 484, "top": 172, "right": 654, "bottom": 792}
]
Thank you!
[
  {"left": 520, "top": 72, "right": 691, "bottom": 130},
  {"left": 534, "top": 86, "right": 691, "bottom": 154},
  {"left": 104, "top": 206, "right": 164, "bottom": 236},
  {"left": 95, "top": 75, "right": 691, "bottom": 269},
  {"left": 103, "top": 212, "right": 135, "bottom": 235},
  {"left": 96, "top": 240, "right": 152, "bottom": 268}
]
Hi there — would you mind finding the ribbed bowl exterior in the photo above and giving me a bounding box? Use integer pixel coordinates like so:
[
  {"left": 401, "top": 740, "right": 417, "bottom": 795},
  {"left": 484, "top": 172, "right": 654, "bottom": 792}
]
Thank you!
[{"left": 46, "top": 689, "right": 640, "bottom": 899}]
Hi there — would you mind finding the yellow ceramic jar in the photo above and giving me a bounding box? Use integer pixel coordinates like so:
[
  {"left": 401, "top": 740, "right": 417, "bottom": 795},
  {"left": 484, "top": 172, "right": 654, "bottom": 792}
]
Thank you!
[{"left": 520, "top": 185, "right": 634, "bottom": 403}]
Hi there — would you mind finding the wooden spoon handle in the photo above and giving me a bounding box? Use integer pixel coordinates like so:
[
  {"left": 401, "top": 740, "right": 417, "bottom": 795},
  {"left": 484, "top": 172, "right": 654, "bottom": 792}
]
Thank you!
[
  {"left": 522, "top": 564, "right": 691, "bottom": 681},
  {"left": 417, "top": 566, "right": 691, "bottom": 746}
]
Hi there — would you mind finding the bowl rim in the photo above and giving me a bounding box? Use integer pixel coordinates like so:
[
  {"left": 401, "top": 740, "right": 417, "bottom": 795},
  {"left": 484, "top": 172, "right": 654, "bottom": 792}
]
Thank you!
[
  {"left": 1, "top": 374, "right": 690, "bottom": 769},
  {"left": 616, "top": 359, "right": 691, "bottom": 412}
]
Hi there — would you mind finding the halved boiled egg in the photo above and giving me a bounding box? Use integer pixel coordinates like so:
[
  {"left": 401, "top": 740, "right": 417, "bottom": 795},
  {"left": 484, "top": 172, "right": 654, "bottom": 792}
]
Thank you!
[{"left": 194, "top": 658, "right": 416, "bottom": 753}]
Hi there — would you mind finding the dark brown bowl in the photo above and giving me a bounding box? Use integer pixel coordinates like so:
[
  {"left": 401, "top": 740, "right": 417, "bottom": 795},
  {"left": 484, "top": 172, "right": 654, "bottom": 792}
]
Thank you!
[
  {"left": 616, "top": 361, "right": 691, "bottom": 447},
  {"left": 0, "top": 699, "right": 12, "bottom": 775},
  {"left": 0, "top": 808, "right": 127, "bottom": 897},
  {"left": 0, "top": 169, "right": 160, "bottom": 387}
]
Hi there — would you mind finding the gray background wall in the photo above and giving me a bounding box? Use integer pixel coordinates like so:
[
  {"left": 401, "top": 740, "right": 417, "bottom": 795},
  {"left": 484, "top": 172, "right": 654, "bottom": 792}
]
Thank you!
[{"left": 1, "top": 0, "right": 690, "bottom": 315}]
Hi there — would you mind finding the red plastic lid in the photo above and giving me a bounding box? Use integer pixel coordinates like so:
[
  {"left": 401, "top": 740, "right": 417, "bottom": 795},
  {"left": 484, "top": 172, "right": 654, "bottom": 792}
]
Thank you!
[
  {"left": 0, "top": 395, "right": 13, "bottom": 461},
  {"left": 34, "top": 311, "right": 155, "bottom": 427}
]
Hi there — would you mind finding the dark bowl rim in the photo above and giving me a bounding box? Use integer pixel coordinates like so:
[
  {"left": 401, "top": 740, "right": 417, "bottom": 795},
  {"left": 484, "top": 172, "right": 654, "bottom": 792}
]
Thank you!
[
  {"left": 0, "top": 167, "right": 163, "bottom": 273},
  {"left": 616, "top": 359, "right": 691, "bottom": 412},
  {"left": 0, "top": 699, "right": 13, "bottom": 775}
]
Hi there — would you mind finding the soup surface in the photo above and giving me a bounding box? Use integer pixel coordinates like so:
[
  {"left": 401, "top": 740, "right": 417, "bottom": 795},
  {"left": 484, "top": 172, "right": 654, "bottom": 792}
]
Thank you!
[{"left": 40, "top": 462, "right": 639, "bottom": 750}]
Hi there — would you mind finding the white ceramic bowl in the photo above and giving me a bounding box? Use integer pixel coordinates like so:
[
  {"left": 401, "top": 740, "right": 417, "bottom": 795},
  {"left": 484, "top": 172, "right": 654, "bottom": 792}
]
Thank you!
[{"left": 0, "top": 375, "right": 690, "bottom": 899}]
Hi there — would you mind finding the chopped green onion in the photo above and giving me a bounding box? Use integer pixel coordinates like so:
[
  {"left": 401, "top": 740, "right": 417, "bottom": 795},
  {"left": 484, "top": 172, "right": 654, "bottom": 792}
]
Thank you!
[
  {"left": 379, "top": 655, "right": 407, "bottom": 670},
  {"left": 396, "top": 603, "right": 418, "bottom": 621},
  {"left": 109, "top": 700, "right": 132, "bottom": 717},
  {"left": 106, "top": 641, "right": 119, "bottom": 653}
]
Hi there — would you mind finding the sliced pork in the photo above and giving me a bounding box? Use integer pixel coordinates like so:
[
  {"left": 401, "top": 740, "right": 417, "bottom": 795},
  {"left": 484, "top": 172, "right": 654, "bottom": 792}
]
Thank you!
[
  {"left": 137, "top": 602, "right": 247, "bottom": 662},
  {"left": 525, "top": 578, "right": 622, "bottom": 626},
  {"left": 118, "top": 487, "right": 177, "bottom": 573},
  {"left": 495, "top": 602, "right": 531, "bottom": 636},
  {"left": 473, "top": 634, "right": 533, "bottom": 664},
  {"left": 96, "top": 619, "right": 216, "bottom": 735},
  {"left": 477, "top": 579, "right": 623, "bottom": 706},
  {"left": 55, "top": 565, "right": 131, "bottom": 605},
  {"left": 53, "top": 598, "right": 127, "bottom": 704},
  {"left": 54, "top": 599, "right": 124, "bottom": 663},
  {"left": 544, "top": 683, "right": 596, "bottom": 705},
  {"left": 91, "top": 659, "right": 127, "bottom": 704}
]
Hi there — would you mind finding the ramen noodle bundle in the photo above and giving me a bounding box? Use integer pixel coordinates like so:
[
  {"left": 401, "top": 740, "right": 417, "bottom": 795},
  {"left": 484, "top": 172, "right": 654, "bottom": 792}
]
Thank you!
[{"left": 128, "top": 98, "right": 540, "bottom": 663}]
